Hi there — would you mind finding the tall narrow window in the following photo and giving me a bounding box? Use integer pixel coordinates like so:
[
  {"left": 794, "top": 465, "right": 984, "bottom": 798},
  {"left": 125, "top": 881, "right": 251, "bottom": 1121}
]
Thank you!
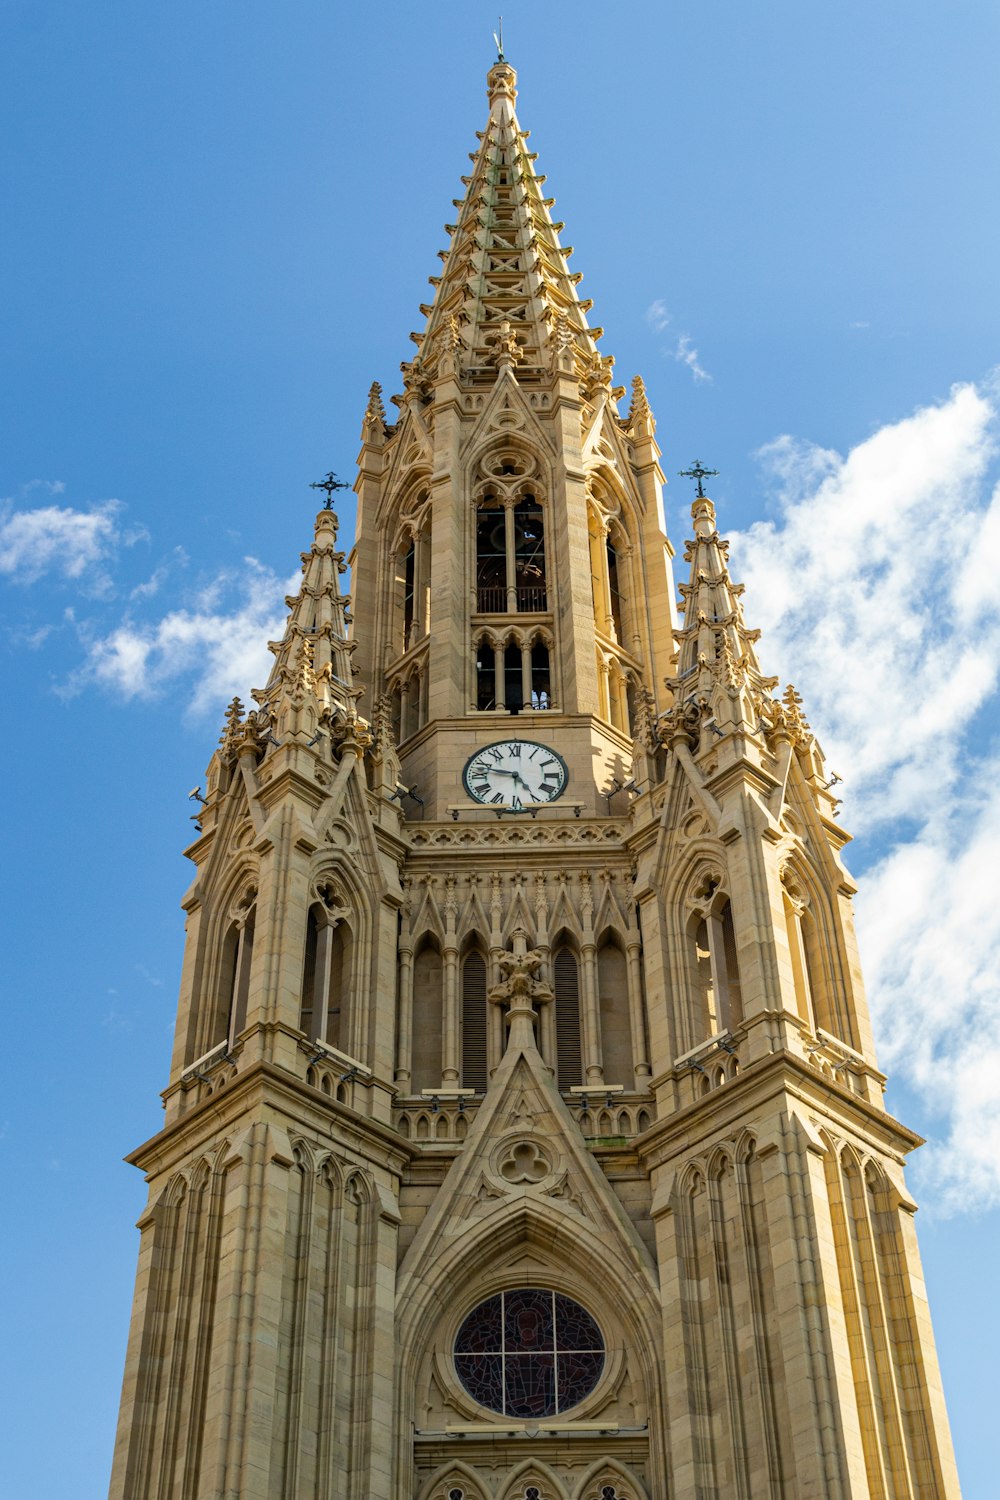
[
  {"left": 504, "top": 642, "right": 523, "bottom": 712},
  {"left": 476, "top": 504, "right": 506, "bottom": 614},
  {"left": 411, "top": 939, "right": 443, "bottom": 1092},
  {"left": 514, "top": 496, "right": 546, "bottom": 610},
  {"left": 476, "top": 638, "right": 497, "bottom": 710},
  {"left": 606, "top": 536, "right": 624, "bottom": 640},
  {"left": 553, "top": 948, "right": 582, "bottom": 1089},
  {"left": 299, "top": 908, "right": 351, "bottom": 1050},
  {"left": 401, "top": 540, "right": 415, "bottom": 648},
  {"left": 476, "top": 493, "right": 547, "bottom": 615},
  {"left": 462, "top": 951, "right": 489, "bottom": 1093},
  {"left": 530, "top": 641, "right": 551, "bottom": 710},
  {"left": 223, "top": 905, "right": 255, "bottom": 1049}
]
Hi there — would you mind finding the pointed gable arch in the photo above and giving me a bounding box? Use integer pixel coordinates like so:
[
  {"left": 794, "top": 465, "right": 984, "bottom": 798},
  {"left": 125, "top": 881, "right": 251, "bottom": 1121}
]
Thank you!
[
  {"left": 575, "top": 1458, "right": 650, "bottom": 1500},
  {"left": 497, "top": 1459, "right": 568, "bottom": 1500},
  {"left": 417, "top": 1461, "right": 491, "bottom": 1500}
]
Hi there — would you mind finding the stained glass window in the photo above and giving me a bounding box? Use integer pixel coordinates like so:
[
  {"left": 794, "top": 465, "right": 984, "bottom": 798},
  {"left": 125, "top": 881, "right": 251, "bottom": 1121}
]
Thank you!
[{"left": 454, "top": 1289, "right": 605, "bottom": 1416}]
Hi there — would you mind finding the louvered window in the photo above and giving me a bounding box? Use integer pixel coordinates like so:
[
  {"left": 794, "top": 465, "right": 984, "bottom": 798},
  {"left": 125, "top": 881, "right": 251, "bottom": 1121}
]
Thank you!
[
  {"left": 554, "top": 949, "right": 582, "bottom": 1088},
  {"left": 462, "top": 952, "right": 489, "bottom": 1093}
]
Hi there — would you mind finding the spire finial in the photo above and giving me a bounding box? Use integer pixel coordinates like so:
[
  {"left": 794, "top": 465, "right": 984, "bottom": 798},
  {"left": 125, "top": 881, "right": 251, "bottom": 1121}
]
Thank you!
[
  {"left": 310, "top": 470, "right": 350, "bottom": 511},
  {"left": 679, "top": 459, "right": 719, "bottom": 499},
  {"left": 492, "top": 16, "right": 505, "bottom": 62}
]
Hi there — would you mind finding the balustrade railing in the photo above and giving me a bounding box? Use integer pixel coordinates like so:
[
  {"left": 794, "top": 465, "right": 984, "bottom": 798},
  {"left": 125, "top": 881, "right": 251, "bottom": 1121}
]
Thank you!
[{"left": 475, "top": 584, "right": 548, "bottom": 614}]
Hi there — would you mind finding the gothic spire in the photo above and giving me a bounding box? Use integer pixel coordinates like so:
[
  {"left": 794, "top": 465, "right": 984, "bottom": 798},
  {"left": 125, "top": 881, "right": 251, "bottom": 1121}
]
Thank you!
[
  {"left": 403, "top": 59, "right": 605, "bottom": 391},
  {"left": 665, "top": 494, "right": 778, "bottom": 741},
  {"left": 249, "top": 505, "right": 364, "bottom": 746}
]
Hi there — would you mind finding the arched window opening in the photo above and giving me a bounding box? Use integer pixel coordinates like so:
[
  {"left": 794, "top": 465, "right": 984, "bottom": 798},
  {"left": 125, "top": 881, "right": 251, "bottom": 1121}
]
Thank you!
[
  {"left": 222, "top": 903, "right": 256, "bottom": 1050},
  {"left": 401, "top": 539, "right": 415, "bottom": 649},
  {"left": 299, "top": 907, "right": 351, "bottom": 1050},
  {"left": 720, "top": 902, "right": 743, "bottom": 1027},
  {"left": 514, "top": 496, "right": 546, "bottom": 610},
  {"left": 476, "top": 638, "right": 497, "bottom": 711},
  {"left": 692, "top": 918, "right": 716, "bottom": 1035},
  {"left": 476, "top": 503, "right": 507, "bottom": 614},
  {"left": 606, "top": 536, "right": 624, "bottom": 641},
  {"left": 476, "top": 486, "right": 547, "bottom": 616},
  {"left": 462, "top": 951, "right": 489, "bottom": 1093},
  {"left": 782, "top": 880, "right": 814, "bottom": 1028},
  {"left": 504, "top": 642, "right": 523, "bottom": 713},
  {"left": 389, "top": 683, "right": 402, "bottom": 743},
  {"left": 411, "top": 939, "right": 443, "bottom": 1092},
  {"left": 530, "top": 641, "right": 551, "bottom": 710},
  {"left": 553, "top": 948, "right": 582, "bottom": 1089},
  {"left": 597, "top": 938, "right": 632, "bottom": 1085},
  {"left": 689, "top": 895, "right": 741, "bottom": 1041}
]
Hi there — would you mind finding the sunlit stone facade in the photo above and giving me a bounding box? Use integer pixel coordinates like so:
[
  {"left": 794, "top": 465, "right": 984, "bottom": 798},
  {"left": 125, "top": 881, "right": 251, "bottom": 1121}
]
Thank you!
[{"left": 109, "top": 57, "right": 960, "bottom": 1500}]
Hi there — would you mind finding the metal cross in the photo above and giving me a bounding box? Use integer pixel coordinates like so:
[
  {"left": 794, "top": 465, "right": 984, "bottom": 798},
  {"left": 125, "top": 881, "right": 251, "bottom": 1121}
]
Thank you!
[
  {"left": 678, "top": 460, "right": 719, "bottom": 498},
  {"left": 310, "top": 471, "right": 349, "bottom": 509}
]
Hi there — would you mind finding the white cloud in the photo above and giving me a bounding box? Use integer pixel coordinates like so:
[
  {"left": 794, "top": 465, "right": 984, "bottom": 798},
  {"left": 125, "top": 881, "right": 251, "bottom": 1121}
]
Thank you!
[
  {"left": 673, "top": 332, "right": 711, "bottom": 384},
  {"left": 645, "top": 300, "right": 711, "bottom": 383},
  {"left": 857, "top": 772, "right": 1000, "bottom": 1214},
  {"left": 0, "top": 495, "right": 123, "bottom": 588},
  {"left": 733, "top": 381, "right": 999, "bottom": 826},
  {"left": 84, "top": 558, "right": 290, "bottom": 715},
  {"left": 646, "top": 298, "right": 672, "bottom": 334},
  {"left": 728, "top": 376, "right": 1000, "bottom": 1214}
]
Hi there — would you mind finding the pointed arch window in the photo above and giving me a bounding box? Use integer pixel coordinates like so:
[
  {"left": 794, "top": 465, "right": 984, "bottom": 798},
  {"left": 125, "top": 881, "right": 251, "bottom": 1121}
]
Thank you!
[
  {"left": 300, "top": 904, "right": 351, "bottom": 1050},
  {"left": 553, "top": 947, "right": 583, "bottom": 1089},
  {"left": 461, "top": 950, "right": 489, "bottom": 1093},
  {"left": 220, "top": 895, "right": 256, "bottom": 1050},
  {"left": 688, "top": 883, "right": 742, "bottom": 1043},
  {"left": 606, "top": 535, "right": 625, "bottom": 641},
  {"left": 475, "top": 494, "right": 547, "bottom": 614},
  {"left": 411, "top": 938, "right": 443, "bottom": 1092}
]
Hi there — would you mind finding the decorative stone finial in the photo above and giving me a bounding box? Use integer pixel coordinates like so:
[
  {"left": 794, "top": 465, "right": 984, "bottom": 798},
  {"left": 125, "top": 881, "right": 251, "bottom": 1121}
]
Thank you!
[
  {"left": 628, "top": 374, "right": 652, "bottom": 426},
  {"left": 487, "top": 59, "right": 517, "bottom": 110},
  {"left": 218, "top": 695, "right": 245, "bottom": 755},
  {"left": 362, "top": 381, "right": 386, "bottom": 439}
]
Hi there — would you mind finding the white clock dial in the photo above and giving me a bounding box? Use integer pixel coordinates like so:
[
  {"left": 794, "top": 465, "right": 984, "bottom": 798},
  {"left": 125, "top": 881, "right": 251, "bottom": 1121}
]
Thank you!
[{"left": 462, "top": 740, "right": 568, "bottom": 809}]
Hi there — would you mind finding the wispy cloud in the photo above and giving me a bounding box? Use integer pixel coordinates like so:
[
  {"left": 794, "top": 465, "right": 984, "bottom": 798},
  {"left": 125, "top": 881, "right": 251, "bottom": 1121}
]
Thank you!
[
  {"left": 729, "top": 375, "right": 1000, "bottom": 1214},
  {"left": 645, "top": 300, "right": 712, "bottom": 383},
  {"left": 0, "top": 487, "right": 125, "bottom": 590},
  {"left": 80, "top": 557, "right": 290, "bottom": 715}
]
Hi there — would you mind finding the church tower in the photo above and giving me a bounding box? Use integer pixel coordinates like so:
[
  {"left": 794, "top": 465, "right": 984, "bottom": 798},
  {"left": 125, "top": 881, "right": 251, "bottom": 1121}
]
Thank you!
[{"left": 110, "top": 57, "right": 961, "bottom": 1500}]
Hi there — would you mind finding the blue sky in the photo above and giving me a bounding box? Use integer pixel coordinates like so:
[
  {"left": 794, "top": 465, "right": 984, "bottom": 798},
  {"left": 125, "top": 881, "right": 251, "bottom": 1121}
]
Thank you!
[{"left": 2, "top": 3, "right": 998, "bottom": 1494}]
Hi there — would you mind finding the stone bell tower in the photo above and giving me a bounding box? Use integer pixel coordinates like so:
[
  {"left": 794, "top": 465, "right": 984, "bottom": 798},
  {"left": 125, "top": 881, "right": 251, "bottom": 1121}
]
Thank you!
[{"left": 110, "top": 55, "right": 960, "bottom": 1500}]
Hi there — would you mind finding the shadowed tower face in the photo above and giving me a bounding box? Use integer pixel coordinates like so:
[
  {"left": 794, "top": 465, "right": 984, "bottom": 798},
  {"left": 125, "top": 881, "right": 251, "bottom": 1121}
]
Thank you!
[{"left": 109, "top": 57, "right": 960, "bottom": 1500}]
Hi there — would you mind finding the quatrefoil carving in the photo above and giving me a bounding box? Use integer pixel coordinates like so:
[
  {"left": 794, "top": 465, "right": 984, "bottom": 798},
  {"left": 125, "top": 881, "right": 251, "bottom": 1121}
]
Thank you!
[{"left": 499, "top": 1140, "right": 550, "bottom": 1184}]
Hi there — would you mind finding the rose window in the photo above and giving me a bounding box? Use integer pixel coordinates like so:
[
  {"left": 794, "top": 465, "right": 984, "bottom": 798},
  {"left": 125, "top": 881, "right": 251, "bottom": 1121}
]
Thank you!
[{"left": 454, "top": 1288, "right": 605, "bottom": 1417}]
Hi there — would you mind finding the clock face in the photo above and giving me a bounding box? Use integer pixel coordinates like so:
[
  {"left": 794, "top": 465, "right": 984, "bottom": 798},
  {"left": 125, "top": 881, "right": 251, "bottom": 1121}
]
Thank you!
[{"left": 463, "top": 740, "right": 568, "bottom": 809}]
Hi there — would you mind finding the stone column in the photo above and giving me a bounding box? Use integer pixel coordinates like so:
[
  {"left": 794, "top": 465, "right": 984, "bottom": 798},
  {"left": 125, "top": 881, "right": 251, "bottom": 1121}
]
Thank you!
[
  {"left": 494, "top": 641, "right": 506, "bottom": 710},
  {"left": 521, "top": 638, "right": 533, "bottom": 709},
  {"left": 442, "top": 945, "right": 460, "bottom": 1083},
  {"left": 504, "top": 499, "right": 517, "bottom": 613},
  {"left": 626, "top": 936, "right": 651, "bottom": 1088},
  {"left": 396, "top": 938, "right": 413, "bottom": 1090}
]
